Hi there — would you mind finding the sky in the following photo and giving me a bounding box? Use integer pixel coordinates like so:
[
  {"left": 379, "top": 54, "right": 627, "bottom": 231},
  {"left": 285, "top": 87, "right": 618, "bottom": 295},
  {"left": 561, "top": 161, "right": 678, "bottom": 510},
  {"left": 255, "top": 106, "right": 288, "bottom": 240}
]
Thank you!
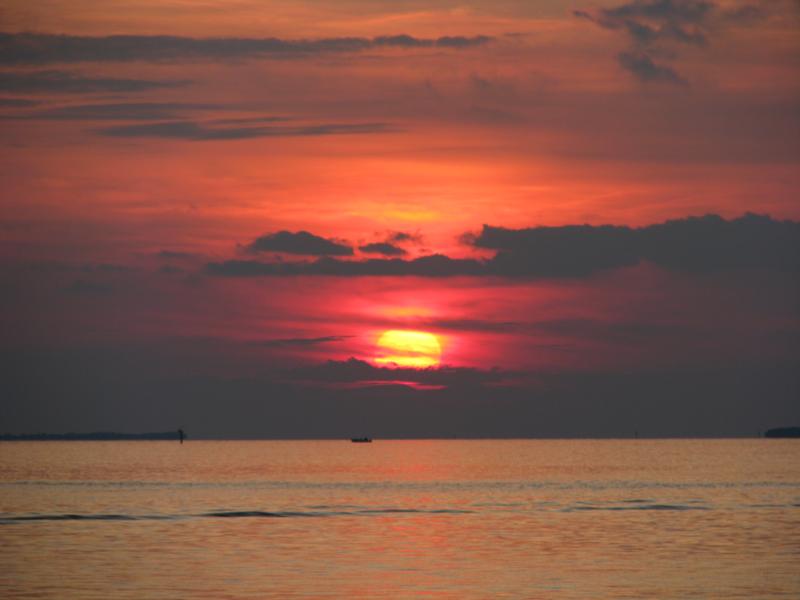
[{"left": 1, "top": 0, "right": 798, "bottom": 438}]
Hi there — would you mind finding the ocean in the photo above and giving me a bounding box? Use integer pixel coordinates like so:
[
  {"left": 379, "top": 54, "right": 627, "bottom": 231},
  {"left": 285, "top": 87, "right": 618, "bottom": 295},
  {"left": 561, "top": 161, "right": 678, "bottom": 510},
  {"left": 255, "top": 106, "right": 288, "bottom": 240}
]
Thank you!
[{"left": 1, "top": 440, "right": 798, "bottom": 598}]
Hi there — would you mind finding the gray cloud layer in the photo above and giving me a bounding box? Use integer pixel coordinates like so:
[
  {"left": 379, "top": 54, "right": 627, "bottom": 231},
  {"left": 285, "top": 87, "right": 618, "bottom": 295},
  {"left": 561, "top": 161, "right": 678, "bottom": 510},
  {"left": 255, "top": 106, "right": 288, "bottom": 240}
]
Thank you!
[
  {"left": 3, "top": 344, "right": 796, "bottom": 437},
  {"left": 0, "top": 32, "right": 493, "bottom": 65},
  {"left": 208, "top": 214, "right": 799, "bottom": 278}
]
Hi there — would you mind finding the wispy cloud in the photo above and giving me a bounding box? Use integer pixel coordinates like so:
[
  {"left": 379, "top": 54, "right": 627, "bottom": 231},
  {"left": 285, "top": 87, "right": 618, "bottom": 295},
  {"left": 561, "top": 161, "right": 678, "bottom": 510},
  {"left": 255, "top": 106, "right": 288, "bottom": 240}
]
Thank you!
[
  {"left": 0, "top": 70, "right": 188, "bottom": 93},
  {"left": 96, "top": 120, "right": 393, "bottom": 140},
  {"left": 575, "top": 0, "right": 768, "bottom": 84},
  {"left": 3, "top": 102, "right": 216, "bottom": 120},
  {"left": 0, "top": 32, "right": 493, "bottom": 65},
  {"left": 253, "top": 335, "right": 353, "bottom": 348}
]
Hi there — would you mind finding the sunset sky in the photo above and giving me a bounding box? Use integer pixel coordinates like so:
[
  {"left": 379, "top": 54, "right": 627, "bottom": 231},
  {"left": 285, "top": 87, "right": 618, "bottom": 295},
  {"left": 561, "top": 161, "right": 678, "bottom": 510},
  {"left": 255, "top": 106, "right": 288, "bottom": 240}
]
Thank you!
[{"left": 1, "top": 0, "right": 798, "bottom": 437}]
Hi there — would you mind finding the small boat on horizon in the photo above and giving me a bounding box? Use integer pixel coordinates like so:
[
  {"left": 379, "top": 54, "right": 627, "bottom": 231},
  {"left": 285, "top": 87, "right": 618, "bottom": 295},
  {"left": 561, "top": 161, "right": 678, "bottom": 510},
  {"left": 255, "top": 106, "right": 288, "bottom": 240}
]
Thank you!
[{"left": 351, "top": 437, "right": 372, "bottom": 443}]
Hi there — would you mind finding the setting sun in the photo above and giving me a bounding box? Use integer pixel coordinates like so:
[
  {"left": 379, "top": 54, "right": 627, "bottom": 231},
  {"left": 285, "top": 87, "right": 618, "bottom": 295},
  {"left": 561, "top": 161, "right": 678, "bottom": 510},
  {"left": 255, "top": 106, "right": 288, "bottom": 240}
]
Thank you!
[{"left": 375, "top": 330, "right": 442, "bottom": 368}]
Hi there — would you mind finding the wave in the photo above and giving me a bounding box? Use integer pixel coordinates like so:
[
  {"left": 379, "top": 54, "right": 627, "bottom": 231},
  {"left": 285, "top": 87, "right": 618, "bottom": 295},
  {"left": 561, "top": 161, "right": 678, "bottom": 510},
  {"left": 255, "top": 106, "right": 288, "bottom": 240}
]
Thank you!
[
  {"left": 0, "top": 507, "right": 474, "bottom": 524},
  {"left": 565, "top": 503, "right": 710, "bottom": 512}
]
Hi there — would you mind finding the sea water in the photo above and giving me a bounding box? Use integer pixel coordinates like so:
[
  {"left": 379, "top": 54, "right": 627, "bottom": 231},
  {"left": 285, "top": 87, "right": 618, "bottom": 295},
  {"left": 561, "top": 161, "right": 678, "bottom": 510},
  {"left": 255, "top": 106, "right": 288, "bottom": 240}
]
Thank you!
[{"left": 1, "top": 440, "right": 798, "bottom": 598}]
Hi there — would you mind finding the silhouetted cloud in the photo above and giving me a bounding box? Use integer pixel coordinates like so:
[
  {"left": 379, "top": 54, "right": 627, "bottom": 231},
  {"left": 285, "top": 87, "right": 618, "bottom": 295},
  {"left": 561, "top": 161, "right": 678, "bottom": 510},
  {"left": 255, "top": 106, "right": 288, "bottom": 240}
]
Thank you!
[
  {"left": 617, "top": 51, "right": 687, "bottom": 85},
  {"left": 246, "top": 231, "right": 354, "bottom": 256},
  {"left": 254, "top": 335, "right": 353, "bottom": 348},
  {"left": 97, "top": 120, "right": 391, "bottom": 140},
  {"left": 575, "top": 0, "right": 768, "bottom": 84},
  {"left": 207, "top": 214, "right": 799, "bottom": 278},
  {"left": 359, "top": 242, "right": 407, "bottom": 256},
  {"left": 206, "top": 254, "right": 484, "bottom": 277},
  {"left": 474, "top": 213, "right": 800, "bottom": 275},
  {"left": 0, "top": 32, "right": 493, "bottom": 65},
  {"left": 288, "top": 357, "right": 507, "bottom": 389},
  {"left": 387, "top": 231, "right": 423, "bottom": 245},
  {"left": 0, "top": 70, "right": 188, "bottom": 93}
]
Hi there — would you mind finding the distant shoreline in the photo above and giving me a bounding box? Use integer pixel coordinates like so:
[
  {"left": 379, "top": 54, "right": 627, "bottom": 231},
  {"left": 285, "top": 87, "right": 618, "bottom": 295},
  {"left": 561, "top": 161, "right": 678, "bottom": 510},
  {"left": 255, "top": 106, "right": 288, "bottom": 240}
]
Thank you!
[
  {"left": 2, "top": 433, "right": 797, "bottom": 441},
  {"left": 0, "top": 432, "right": 182, "bottom": 441}
]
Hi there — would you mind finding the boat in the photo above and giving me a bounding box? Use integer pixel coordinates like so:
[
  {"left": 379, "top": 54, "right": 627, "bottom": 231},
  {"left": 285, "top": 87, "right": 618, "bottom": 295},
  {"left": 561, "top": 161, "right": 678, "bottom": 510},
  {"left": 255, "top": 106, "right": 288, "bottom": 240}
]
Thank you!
[{"left": 351, "top": 437, "right": 372, "bottom": 443}]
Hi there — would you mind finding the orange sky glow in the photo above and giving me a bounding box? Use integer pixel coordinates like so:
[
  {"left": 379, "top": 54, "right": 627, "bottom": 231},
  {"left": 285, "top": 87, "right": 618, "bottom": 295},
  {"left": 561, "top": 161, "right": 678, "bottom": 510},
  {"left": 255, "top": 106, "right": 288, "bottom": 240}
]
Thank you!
[{"left": 1, "top": 1, "right": 798, "bottom": 437}]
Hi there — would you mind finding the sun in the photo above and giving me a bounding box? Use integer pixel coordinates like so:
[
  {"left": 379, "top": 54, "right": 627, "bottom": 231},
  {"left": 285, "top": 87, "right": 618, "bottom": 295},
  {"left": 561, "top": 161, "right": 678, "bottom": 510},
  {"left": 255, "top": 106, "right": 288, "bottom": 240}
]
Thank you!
[{"left": 375, "top": 330, "right": 442, "bottom": 368}]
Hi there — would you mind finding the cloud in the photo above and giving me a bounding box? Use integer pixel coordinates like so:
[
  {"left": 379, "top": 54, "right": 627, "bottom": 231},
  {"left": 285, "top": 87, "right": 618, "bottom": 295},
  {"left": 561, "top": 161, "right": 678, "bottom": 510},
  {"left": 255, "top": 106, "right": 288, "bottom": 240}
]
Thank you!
[
  {"left": 246, "top": 231, "right": 354, "bottom": 256},
  {"left": 387, "top": 231, "right": 423, "bottom": 245},
  {"left": 287, "top": 357, "right": 507, "bottom": 389},
  {"left": 254, "top": 335, "right": 353, "bottom": 348},
  {"left": 4, "top": 102, "right": 216, "bottom": 120},
  {"left": 617, "top": 51, "right": 687, "bottom": 85},
  {"left": 474, "top": 213, "right": 800, "bottom": 275},
  {"left": 575, "top": 0, "right": 767, "bottom": 84},
  {"left": 0, "top": 70, "right": 188, "bottom": 93},
  {"left": 205, "top": 254, "right": 484, "bottom": 277},
  {"left": 0, "top": 32, "right": 493, "bottom": 65},
  {"left": 359, "top": 242, "right": 407, "bottom": 256},
  {"left": 206, "top": 214, "right": 799, "bottom": 278},
  {"left": 423, "top": 318, "right": 523, "bottom": 333},
  {"left": 97, "top": 120, "right": 391, "bottom": 140}
]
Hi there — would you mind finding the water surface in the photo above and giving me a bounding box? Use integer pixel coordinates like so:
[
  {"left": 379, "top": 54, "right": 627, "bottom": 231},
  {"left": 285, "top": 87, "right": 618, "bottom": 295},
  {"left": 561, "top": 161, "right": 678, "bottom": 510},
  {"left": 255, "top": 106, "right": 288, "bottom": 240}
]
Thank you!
[{"left": 2, "top": 440, "right": 798, "bottom": 598}]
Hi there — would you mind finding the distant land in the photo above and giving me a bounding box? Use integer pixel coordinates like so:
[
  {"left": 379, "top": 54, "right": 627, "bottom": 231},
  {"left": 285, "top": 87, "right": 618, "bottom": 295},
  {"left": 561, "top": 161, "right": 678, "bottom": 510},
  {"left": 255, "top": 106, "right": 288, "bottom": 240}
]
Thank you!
[
  {"left": 0, "top": 431, "right": 184, "bottom": 441},
  {"left": 764, "top": 427, "right": 800, "bottom": 438}
]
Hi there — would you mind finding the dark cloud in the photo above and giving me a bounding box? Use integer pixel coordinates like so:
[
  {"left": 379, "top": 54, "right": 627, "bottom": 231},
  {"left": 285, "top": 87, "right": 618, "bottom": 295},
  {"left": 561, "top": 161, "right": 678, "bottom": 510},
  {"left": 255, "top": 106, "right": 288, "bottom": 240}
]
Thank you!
[
  {"left": 359, "top": 242, "right": 407, "bottom": 256},
  {"left": 0, "top": 70, "right": 188, "bottom": 93},
  {"left": 387, "top": 231, "right": 423, "bottom": 245},
  {"left": 617, "top": 51, "right": 687, "bottom": 85},
  {"left": 205, "top": 254, "right": 484, "bottom": 277},
  {"left": 246, "top": 231, "right": 354, "bottom": 256},
  {"left": 253, "top": 335, "right": 353, "bottom": 348},
  {"left": 96, "top": 120, "right": 392, "bottom": 140},
  {"left": 5, "top": 102, "right": 215, "bottom": 120},
  {"left": 288, "top": 357, "right": 507, "bottom": 389},
  {"left": 0, "top": 32, "right": 493, "bottom": 65},
  {"left": 156, "top": 250, "right": 197, "bottom": 260},
  {"left": 1, "top": 343, "right": 797, "bottom": 437},
  {"left": 474, "top": 213, "right": 800, "bottom": 275},
  {"left": 207, "top": 214, "right": 799, "bottom": 278},
  {"left": 575, "top": 0, "right": 767, "bottom": 84}
]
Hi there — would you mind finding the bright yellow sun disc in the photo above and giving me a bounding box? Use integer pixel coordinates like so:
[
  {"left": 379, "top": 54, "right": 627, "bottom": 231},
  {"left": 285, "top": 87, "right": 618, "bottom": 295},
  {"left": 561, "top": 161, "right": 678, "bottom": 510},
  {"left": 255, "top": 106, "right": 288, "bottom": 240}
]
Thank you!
[{"left": 375, "top": 330, "right": 442, "bottom": 368}]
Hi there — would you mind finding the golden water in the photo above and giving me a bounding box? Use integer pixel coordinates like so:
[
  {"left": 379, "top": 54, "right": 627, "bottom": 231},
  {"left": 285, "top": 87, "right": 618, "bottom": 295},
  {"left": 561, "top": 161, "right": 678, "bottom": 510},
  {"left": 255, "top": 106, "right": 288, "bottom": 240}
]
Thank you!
[{"left": 2, "top": 440, "right": 798, "bottom": 598}]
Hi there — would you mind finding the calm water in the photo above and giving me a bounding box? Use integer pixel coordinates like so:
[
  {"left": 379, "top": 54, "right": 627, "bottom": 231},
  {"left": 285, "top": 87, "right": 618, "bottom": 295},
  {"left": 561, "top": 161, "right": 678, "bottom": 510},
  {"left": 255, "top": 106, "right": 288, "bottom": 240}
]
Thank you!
[{"left": 1, "top": 440, "right": 798, "bottom": 599}]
